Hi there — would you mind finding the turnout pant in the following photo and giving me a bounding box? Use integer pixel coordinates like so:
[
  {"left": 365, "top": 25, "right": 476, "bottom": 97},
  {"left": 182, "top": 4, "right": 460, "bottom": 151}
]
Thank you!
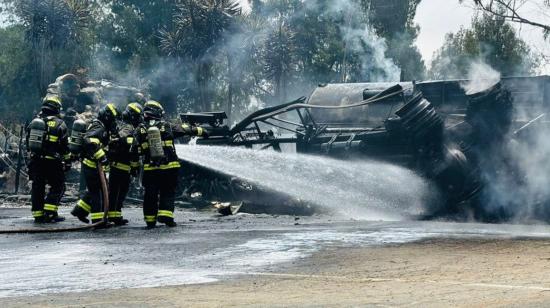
[
  {"left": 74, "top": 164, "right": 105, "bottom": 222},
  {"left": 142, "top": 168, "right": 179, "bottom": 224},
  {"left": 108, "top": 165, "right": 131, "bottom": 221},
  {"left": 29, "top": 157, "right": 65, "bottom": 218}
]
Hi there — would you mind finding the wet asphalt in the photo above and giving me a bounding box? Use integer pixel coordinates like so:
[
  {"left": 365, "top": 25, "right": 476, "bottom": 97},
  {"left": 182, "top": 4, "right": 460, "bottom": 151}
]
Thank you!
[{"left": 2, "top": 206, "right": 550, "bottom": 298}]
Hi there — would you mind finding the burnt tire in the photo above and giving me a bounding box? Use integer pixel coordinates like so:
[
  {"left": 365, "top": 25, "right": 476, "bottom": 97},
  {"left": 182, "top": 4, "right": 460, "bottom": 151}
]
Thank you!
[{"left": 395, "top": 93, "right": 444, "bottom": 142}]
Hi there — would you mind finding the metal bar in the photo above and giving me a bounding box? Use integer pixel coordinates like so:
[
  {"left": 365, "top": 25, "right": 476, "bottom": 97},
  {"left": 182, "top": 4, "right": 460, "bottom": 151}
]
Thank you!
[
  {"left": 304, "top": 108, "right": 318, "bottom": 129},
  {"left": 514, "top": 113, "right": 546, "bottom": 135},
  {"left": 254, "top": 122, "right": 262, "bottom": 135},
  {"left": 260, "top": 120, "right": 304, "bottom": 135},
  {"left": 252, "top": 108, "right": 302, "bottom": 122},
  {"left": 232, "top": 137, "right": 298, "bottom": 146},
  {"left": 296, "top": 109, "right": 307, "bottom": 126},
  {"left": 3, "top": 134, "right": 8, "bottom": 152},
  {"left": 271, "top": 116, "right": 305, "bottom": 128},
  {"left": 322, "top": 127, "right": 378, "bottom": 133},
  {"left": 446, "top": 121, "right": 465, "bottom": 130},
  {"left": 249, "top": 90, "right": 406, "bottom": 123}
]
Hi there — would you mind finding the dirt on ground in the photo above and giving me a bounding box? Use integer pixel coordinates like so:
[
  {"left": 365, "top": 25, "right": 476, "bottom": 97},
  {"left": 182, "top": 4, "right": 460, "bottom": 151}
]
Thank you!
[{"left": 4, "top": 237, "right": 550, "bottom": 307}]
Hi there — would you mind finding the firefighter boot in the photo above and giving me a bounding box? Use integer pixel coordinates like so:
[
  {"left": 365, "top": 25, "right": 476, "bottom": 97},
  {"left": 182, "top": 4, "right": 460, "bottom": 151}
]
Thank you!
[
  {"left": 164, "top": 220, "right": 177, "bottom": 227},
  {"left": 45, "top": 212, "right": 65, "bottom": 223},
  {"left": 34, "top": 216, "right": 47, "bottom": 224},
  {"left": 110, "top": 217, "right": 129, "bottom": 226},
  {"left": 157, "top": 216, "right": 177, "bottom": 227},
  {"left": 71, "top": 206, "right": 90, "bottom": 223}
]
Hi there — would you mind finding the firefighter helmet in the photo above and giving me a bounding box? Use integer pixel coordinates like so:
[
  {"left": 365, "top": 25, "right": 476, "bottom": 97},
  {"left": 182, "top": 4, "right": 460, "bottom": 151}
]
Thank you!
[
  {"left": 133, "top": 92, "right": 147, "bottom": 105},
  {"left": 97, "top": 103, "right": 121, "bottom": 129},
  {"left": 123, "top": 102, "right": 144, "bottom": 126},
  {"left": 42, "top": 96, "right": 62, "bottom": 114},
  {"left": 143, "top": 100, "right": 164, "bottom": 120}
]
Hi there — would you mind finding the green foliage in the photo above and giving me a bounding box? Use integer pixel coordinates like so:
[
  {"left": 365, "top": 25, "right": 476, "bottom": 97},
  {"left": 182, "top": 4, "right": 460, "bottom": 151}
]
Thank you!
[
  {"left": 159, "top": 0, "right": 241, "bottom": 112},
  {"left": 262, "top": 16, "right": 297, "bottom": 102},
  {"left": 0, "top": 0, "right": 431, "bottom": 124},
  {"left": 0, "top": 0, "right": 98, "bottom": 121},
  {"left": 0, "top": 25, "right": 37, "bottom": 122},
  {"left": 291, "top": 2, "right": 344, "bottom": 84},
  {"left": 368, "top": 0, "right": 425, "bottom": 80},
  {"left": 429, "top": 12, "right": 537, "bottom": 79},
  {"left": 369, "top": 0, "right": 420, "bottom": 37},
  {"left": 460, "top": 0, "right": 550, "bottom": 39}
]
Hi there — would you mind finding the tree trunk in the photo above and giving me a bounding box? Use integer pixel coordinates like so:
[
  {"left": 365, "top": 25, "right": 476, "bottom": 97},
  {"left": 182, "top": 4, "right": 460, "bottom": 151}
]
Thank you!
[{"left": 196, "top": 62, "right": 212, "bottom": 112}]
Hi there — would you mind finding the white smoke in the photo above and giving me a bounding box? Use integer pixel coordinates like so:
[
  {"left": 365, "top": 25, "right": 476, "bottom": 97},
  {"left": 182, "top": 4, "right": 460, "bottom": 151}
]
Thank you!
[
  {"left": 460, "top": 60, "right": 501, "bottom": 94},
  {"left": 326, "top": 0, "right": 401, "bottom": 82},
  {"left": 340, "top": 25, "right": 401, "bottom": 82},
  {"left": 87, "top": 0, "right": 402, "bottom": 120},
  {"left": 460, "top": 61, "right": 550, "bottom": 223}
]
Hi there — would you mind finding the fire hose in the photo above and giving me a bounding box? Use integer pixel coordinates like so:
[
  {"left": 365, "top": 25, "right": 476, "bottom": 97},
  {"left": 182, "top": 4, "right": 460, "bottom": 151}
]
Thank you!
[{"left": 0, "top": 162, "right": 110, "bottom": 234}]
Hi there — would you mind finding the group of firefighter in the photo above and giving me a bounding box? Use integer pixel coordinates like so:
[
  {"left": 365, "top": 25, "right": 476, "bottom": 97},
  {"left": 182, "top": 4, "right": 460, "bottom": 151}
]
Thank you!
[{"left": 26, "top": 95, "right": 205, "bottom": 228}]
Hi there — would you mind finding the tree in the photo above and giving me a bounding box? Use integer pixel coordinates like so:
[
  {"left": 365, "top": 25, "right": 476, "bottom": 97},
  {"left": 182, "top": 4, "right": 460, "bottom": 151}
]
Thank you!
[
  {"left": 368, "top": 0, "right": 426, "bottom": 81},
  {"left": 160, "top": 0, "right": 241, "bottom": 112},
  {"left": 429, "top": 12, "right": 537, "bottom": 79},
  {"left": 291, "top": 0, "right": 344, "bottom": 85},
  {"left": 0, "top": 25, "right": 37, "bottom": 122},
  {"left": 0, "top": 0, "right": 429, "bottom": 123},
  {"left": 262, "top": 15, "right": 297, "bottom": 103},
  {"left": 0, "top": 0, "right": 97, "bottom": 121},
  {"left": 461, "top": 0, "right": 550, "bottom": 38},
  {"left": 96, "top": 0, "right": 178, "bottom": 73},
  {"left": 16, "top": 0, "right": 96, "bottom": 91},
  {"left": 222, "top": 14, "right": 269, "bottom": 121}
]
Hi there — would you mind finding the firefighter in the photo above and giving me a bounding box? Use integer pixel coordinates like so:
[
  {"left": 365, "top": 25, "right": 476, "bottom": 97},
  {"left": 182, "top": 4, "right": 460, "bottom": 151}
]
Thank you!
[
  {"left": 107, "top": 102, "right": 143, "bottom": 225},
  {"left": 137, "top": 100, "right": 206, "bottom": 228},
  {"left": 26, "top": 96, "right": 71, "bottom": 223},
  {"left": 71, "top": 103, "right": 120, "bottom": 225}
]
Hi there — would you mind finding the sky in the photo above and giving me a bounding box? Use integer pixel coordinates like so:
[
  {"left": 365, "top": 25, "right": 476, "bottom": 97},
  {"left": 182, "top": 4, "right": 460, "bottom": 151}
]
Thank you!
[
  {"left": 415, "top": 0, "right": 474, "bottom": 66},
  {"left": 415, "top": 0, "right": 550, "bottom": 74}
]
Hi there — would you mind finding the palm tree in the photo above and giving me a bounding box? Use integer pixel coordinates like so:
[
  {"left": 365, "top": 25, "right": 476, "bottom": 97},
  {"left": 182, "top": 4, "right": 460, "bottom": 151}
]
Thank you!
[
  {"left": 160, "top": 0, "right": 241, "bottom": 112},
  {"left": 263, "top": 16, "right": 296, "bottom": 104},
  {"left": 16, "top": 0, "right": 94, "bottom": 93},
  {"left": 224, "top": 14, "right": 268, "bottom": 121}
]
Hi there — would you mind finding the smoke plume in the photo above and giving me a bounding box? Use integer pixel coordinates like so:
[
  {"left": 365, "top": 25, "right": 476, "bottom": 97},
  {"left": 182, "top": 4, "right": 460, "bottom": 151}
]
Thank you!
[
  {"left": 461, "top": 60, "right": 501, "bottom": 95},
  {"left": 325, "top": 0, "right": 401, "bottom": 82},
  {"left": 465, "top": 61, "right": 550, "bottom": 223}
]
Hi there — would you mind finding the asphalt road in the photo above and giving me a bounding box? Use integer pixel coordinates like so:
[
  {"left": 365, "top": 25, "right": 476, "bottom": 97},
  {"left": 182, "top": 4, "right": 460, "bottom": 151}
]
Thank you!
[{"left": 2, "top": 206, "right": 550, "bottom": 299}]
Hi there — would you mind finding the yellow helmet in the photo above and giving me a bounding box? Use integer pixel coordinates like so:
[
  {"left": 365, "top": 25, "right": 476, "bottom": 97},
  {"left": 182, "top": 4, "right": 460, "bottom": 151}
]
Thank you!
[
  {"left": 144, "top": 100, "right": 164, "bottom": 120},
  {"left": 42, "top": 95, "right": 62, "bottom": 113}
]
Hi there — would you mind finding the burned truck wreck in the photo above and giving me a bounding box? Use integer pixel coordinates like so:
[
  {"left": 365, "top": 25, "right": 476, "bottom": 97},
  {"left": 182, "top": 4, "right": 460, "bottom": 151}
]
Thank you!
[{"left": 179, "top": 76, "right": 550, "bottom": 220}]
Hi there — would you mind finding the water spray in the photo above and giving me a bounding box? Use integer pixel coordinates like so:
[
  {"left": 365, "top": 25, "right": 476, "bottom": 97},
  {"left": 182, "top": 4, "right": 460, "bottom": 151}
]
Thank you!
[{"left": 177, "top": 145, "right": 433, "bottom": 221}]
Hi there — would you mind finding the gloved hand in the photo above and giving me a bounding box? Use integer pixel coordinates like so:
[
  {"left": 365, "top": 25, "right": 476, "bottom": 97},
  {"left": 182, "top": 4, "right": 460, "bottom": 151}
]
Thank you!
[
  {"left": 99, "top": 156, "right": 109, "bottom": 169},
  {"left": 201, "top": 128, "right": 209, "bottom": 139}
]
